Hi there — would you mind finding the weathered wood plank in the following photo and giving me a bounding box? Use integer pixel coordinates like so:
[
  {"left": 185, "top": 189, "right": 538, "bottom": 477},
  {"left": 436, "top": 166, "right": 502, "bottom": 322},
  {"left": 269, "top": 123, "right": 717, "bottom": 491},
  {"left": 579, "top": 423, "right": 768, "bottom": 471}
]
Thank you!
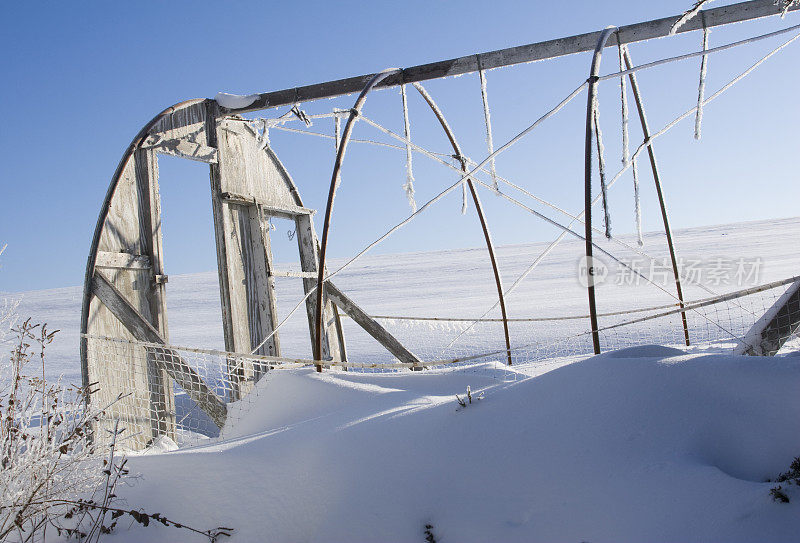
[
  {"left": 216, "top": 119, "right": 303, "bottom": 210},
  {"left": 255, "top": 204, "right": 281, "bottom": 363},
  {"left": 268, "top": 270, "right": 318, "bottom": 279},
  {"left": 92, "top": 271, "right": 228, "bottom": 428},
  {"left": 133, "top": 147, "right": 175, "bottom": 437},
  {"left": 95, "top": 251, "right": 151, "bottom": 270},
  {"left": 142, "top": 134, "right": 218, "bottom": 163},
  {"left": 736, "top": 280, "right": 800, "bottom": 356},
  {"left": 221, "top": 191, "right": 313, "bottom": 218},
  {"left": 221, "top": 0, "right": 798, "bottom": 114},
  {"left": 149, "top": 100, "right": 208, "bottom": 138},
  {"left": 206, "top": 101, "right": 238, "bottom": 383},
  {"left": 325, "top": 281, "right": 421, "bottom": 367},
  {"left": 210, "top": 108, "right": 287, "bottom": 398},
  {"left": 98, "top": 156, "right": 143, "bottom": 254},
  {"left": 295, "top": 214, "right": 343, "bottom": 362}
]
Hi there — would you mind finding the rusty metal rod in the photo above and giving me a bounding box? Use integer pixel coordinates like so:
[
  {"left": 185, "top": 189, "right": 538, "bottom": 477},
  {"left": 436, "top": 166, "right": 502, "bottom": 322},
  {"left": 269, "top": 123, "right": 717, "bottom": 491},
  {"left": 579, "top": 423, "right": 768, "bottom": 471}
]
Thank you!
[
  {"left": 410, "top": 82, "right": 513, "bottom": 366},
  {"left": 584, "top": 27, "right": 617, "bottom": 355},
  {"left": 315, "top": 68, "right": 400, "bottom": 371},
  {"left": 622, "top": 46, "right": 691, "bottom": 346}
]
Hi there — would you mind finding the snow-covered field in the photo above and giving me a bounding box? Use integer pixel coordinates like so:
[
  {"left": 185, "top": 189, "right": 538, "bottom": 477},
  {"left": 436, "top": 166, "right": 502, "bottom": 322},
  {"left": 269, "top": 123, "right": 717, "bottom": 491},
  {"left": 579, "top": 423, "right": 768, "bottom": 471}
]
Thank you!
[
  {"left": 10, "top": 216, "right": 800, "bottom": 382},
  {"left": 112, "top": 350, "right": 800, "bottom": 542},
  {"left": 4, "top": 217, "right": 800, "bottom": 541}
]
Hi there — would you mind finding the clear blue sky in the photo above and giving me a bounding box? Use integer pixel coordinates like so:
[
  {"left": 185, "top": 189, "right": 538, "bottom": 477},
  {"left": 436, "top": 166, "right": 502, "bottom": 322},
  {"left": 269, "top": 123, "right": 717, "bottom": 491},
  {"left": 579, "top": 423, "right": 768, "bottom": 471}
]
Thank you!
[{"left": 1, "top": 1, "right": 798, "bottom": 292}]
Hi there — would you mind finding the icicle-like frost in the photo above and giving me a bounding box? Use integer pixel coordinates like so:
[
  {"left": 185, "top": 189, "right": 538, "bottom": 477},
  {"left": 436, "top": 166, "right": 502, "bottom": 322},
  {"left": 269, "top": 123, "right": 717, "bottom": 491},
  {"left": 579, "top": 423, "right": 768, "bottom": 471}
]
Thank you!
[
  {"left": 695, "top": 25, "right": 710, "bottom": 140},
  {"left": 259, "top": 119, "right": 270, "bottom": 150},
  {"left": 400, "top": 85, "right": 417, "bottom": 212},
  {"left": 478, "top": 69, "right": 499, "bottom": 191},
  {"left": 619, "top": 44, "right": 630, "bottom": 167},
  {"left": 632, "top": 157, "right": 643, "bottom": 246},
  {"left": 778, "top": 0, "right": 799, "bottom": 18},
  {"left": 669, "top": 0, "right": 714, "bottom": 36},
  {"left": 592, "top": 106, "right": 612, "bottom": 239}
]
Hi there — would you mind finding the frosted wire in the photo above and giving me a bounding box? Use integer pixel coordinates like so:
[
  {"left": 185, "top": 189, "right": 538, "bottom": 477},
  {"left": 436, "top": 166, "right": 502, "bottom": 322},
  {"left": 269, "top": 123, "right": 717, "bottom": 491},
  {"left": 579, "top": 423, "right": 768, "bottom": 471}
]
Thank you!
[
  {"left": 593, "top": 106, "right": 612, "bottom": 239},
  {"left": 478, "top": 69, "right": 499, "bottom": 191},
  {"left": 670, "top": 0, "right": 715, "bottom": 36},
  {"left": 632, "top": 156, "right": 643, "bottom": 246},
  {"left": 400, "top": 85, "right": 417, "bottom": 212},
  {"left": 695, "top": 25, "right": 710, "bottom": 140},
  {"left": 251, "top": 29, "right": 800, "bottom": 355},
  {"left": 618, "top": 43, "right": 630, "bottom": 167},
  {"left": 448, "top": 31, "right": 800, "bottom": 347}
]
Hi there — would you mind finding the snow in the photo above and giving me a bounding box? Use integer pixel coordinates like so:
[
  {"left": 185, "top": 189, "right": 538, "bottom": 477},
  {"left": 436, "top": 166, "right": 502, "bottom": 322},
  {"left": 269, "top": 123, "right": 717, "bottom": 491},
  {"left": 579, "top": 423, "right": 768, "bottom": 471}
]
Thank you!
[
  {"left": 6, "top": 217, "right": 800, "bottom": 541},
  {"left": 107, "top": 351, "right": 800, "bottom": 542},
  {"left": 214, "top": 92, "right": 259, "bottom": 109}
]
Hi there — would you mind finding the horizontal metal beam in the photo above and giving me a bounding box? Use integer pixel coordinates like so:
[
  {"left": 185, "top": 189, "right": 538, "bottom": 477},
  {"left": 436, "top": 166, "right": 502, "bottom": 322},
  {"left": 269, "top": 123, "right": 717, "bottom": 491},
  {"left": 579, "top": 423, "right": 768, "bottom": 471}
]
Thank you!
[{"left": 222, "top": 0, "right": 797, "bottom": 115}]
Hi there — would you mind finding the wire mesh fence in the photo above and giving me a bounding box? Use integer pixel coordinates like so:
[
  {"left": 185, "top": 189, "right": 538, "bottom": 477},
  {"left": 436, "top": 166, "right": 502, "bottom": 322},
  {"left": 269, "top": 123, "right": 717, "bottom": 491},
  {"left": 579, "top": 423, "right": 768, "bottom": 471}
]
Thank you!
[{"left": 84, "top": 274, "right": 800, "bottom": 451}]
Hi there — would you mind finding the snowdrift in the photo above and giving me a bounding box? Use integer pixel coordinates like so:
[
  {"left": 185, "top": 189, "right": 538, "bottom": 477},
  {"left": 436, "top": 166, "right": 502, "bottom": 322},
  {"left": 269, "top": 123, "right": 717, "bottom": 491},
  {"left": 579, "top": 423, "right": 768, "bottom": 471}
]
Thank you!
[{"left": 114, "top": 348, "right": 800, "bottom": 542}]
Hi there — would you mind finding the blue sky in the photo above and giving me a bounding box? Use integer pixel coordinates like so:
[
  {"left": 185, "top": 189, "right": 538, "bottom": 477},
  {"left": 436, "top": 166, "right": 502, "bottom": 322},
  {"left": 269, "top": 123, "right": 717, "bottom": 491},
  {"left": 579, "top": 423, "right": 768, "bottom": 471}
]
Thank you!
[{"left": 1, "top": 1, "right": 798, "bottom": 292}]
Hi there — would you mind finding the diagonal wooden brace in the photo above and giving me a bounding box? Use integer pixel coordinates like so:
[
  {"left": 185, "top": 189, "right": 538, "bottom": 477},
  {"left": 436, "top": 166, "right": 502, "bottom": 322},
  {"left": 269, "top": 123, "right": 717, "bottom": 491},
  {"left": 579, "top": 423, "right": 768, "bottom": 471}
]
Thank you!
[
  {"left": 324, "top": 281, "right": 422, "bottom": 368},
  {"left": 92, "top": 271, "right": 228, "bottom": 428}
]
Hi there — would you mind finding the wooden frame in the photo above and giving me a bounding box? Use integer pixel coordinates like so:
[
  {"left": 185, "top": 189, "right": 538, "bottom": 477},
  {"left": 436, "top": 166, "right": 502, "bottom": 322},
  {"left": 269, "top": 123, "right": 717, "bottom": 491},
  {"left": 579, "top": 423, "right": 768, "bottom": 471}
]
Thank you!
[{"left": 81, "top": 0, "right": 796, "bottom": 448}]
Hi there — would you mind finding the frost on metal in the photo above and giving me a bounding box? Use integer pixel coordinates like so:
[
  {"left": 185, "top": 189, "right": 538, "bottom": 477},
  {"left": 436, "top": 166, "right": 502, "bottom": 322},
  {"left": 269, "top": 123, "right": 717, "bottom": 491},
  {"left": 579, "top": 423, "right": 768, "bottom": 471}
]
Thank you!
[
  {"left": 592, "top": 106, "right": 612, "bottom": 239},
  {"left": 695, "top": 25, "right": 710, "bottom": 140},
  {"left": 400, "top": 84, "right": 417, "bottom": 212},
  {"left": 479, "top": 69, "right": 499, "bottom": 192},
  {"left": 618, "top": 44, "right": 630, "bottom": 167},
  {"left": 670, "top": 0, "right": 715, "bottom": 35}
]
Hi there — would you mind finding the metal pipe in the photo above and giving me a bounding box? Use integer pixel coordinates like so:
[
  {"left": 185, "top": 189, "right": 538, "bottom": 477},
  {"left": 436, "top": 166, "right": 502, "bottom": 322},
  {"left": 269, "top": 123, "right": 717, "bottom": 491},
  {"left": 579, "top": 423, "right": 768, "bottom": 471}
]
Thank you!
[
  {"left": 221, "top": 1, "right": 797, "bottom": 115},
  {"left": 622, "top": 46, "right": 691, "bottom": 345},
  {"left": 314, "top": 68, "right": 401, "bottom": 371},
  {"left": 410, "top": 82, "right": 513, "bottom": 366},
  {"left": 584, "top": 27, "right": 617, "bottom": 355}
]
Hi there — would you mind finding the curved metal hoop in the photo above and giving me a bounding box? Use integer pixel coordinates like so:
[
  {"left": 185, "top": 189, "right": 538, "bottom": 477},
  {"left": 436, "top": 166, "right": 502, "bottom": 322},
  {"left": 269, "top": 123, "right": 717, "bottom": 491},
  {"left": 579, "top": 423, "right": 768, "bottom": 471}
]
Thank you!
[
  {"left": 584, "top": 26, "right": 617, "bottom": 355},
  {"left": 314, "top": 68, "right": 401, "bottom": 370},
  {"left": 410, "top": 82, "right": 513, "bottom": 366}
]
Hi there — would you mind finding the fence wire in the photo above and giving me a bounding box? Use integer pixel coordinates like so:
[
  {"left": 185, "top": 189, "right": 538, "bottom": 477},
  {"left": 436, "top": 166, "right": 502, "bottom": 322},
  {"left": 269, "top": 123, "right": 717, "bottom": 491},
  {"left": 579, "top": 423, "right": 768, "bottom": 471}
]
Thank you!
[{"left": 84, "top": 275, "right": 800, "bottom": 451}]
